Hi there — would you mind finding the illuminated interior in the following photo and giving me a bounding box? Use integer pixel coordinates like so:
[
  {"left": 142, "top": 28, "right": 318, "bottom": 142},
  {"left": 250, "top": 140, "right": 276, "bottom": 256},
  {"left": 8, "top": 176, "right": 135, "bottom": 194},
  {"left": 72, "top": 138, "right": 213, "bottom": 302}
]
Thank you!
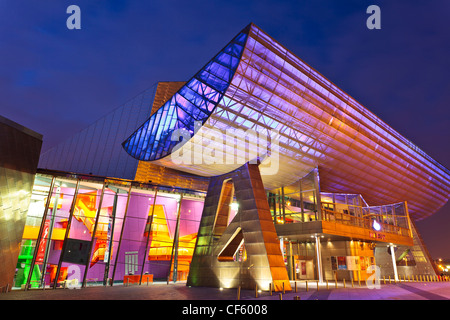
[{"left": 14, "top": 172, "right": 204, "bottom": 288}]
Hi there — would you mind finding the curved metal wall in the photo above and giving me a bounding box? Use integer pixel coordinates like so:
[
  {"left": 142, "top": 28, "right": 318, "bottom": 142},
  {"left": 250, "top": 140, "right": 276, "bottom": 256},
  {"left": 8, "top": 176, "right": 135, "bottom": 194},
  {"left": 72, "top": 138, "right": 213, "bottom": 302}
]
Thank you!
[{"left": 125, "top": 24, "right": 450, "bottom": 221}]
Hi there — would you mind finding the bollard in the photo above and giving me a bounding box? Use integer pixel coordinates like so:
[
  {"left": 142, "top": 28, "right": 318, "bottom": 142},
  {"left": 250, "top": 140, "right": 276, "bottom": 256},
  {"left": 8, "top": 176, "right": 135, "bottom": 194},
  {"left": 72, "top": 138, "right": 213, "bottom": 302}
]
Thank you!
[
  {"left": 282, "top": 281, "right": 285, "bottom": 294},
  {"left": 305, "top": 281, "right": 308, "bottom": 292},
  {"left": 237, "top": 286, "right": 241, "bottom": 300},
  {"left": 279, "top": 293, "right": 283, "bottom": 300},
  {"left": 269, "top": 283, "right": 272, "bottom": 296},
  {"left": 389, "top": 276, "right": 391, "bottom": 284},
  {"left": 343, "top": 278, "right": 346, "bottom": 288},
  {"left": 351, "top": 278, "right": 354, "bottom": 288},
  {"left": 326, "top": 279, "right": 329, "bottom": 290},
  {"left": 294, "top": 296, "right": 301, "bottom": 300},
  {"left": 335, "top": 280, "right": 338, "bottom": 289},
  {"left": 255, "top": 284, "right": 258, "bottom": 298},
  {"left": 295, "top": 281, "right": 297, "bottom": 293},
  {"left": 383, "top": 276, "right": 386, "bottom": 285},
  {"left": 317, "top": 281, "right": 319, "bottom": 291}
]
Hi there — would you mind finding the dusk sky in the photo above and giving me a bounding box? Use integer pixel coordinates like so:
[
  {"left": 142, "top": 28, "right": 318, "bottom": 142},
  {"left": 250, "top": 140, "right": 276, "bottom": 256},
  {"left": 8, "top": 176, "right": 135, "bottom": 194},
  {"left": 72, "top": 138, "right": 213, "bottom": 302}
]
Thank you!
[{"left": 1, "top": 1, "right": 449, "bottom": 258}]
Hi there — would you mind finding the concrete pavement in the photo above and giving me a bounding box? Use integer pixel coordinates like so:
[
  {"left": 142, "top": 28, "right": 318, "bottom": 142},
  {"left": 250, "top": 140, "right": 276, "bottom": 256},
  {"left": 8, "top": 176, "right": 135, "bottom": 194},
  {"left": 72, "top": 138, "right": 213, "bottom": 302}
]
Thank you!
[{"left": 1, "top": 280, "right": 450, "bottom": 300}]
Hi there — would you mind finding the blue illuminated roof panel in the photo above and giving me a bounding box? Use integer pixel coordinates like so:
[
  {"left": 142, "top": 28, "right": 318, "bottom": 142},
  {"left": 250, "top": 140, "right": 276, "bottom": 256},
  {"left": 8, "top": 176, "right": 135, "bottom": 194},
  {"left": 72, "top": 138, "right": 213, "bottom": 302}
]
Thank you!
[{"left": 122, "top": 29, "right": 248, "bottom": 161}]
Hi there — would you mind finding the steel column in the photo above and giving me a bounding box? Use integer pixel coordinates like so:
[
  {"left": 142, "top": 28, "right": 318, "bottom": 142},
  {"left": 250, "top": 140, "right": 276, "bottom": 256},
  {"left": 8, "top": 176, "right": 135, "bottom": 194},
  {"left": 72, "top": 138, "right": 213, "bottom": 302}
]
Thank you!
[
  {"left": 25, "top": 176, "right": 56, "bottom": 291},
  {"left": 53, "top": 179, "right": 80, "bottom": 289},
  {"left": 82, "top": 182, "right": 107, "bottom": 288},
  {"left": 110, "top": 184, "right": 133, "bottom": 286},
  {"left": 139, "top": 187, "right": 158, "bottom": 285}
]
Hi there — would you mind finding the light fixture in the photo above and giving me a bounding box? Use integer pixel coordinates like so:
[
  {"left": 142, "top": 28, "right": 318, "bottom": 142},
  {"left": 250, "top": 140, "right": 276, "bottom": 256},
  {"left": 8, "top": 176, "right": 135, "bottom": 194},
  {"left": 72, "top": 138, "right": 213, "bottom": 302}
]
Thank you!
[
  {"left": 230, "top": 202, "right": 239, "bottom": 211},
  {"left": 372, "top": 220, "right": 381, "bottom": 231}
]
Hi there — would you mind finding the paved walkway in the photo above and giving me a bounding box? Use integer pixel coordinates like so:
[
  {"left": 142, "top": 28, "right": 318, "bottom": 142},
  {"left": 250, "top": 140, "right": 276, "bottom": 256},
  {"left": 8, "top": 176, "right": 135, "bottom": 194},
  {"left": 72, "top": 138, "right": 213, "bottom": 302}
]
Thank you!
[{"left": 1, "top": 280, "right": 450, "bottom": 300}]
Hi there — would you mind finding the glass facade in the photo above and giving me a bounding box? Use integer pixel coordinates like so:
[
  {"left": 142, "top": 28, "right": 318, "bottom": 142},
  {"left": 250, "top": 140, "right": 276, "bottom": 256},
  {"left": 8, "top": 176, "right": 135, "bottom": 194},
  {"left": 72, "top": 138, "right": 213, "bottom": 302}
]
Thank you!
[
  {"left": 268, "top": 169, "right": 320, "bottom": 224},
  {"left": 268, "top": 169, "right": 412, "bottom": 239},
  {"left": 14, "top": 172, "right": 205, "bottom": 289}
]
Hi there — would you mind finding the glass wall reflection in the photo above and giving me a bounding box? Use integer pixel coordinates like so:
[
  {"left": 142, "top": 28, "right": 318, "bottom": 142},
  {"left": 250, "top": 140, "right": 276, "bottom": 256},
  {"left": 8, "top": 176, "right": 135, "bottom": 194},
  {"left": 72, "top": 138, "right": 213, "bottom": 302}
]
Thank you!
[{"left": 14, "top": 173, "right": 204, "bottom": 289}]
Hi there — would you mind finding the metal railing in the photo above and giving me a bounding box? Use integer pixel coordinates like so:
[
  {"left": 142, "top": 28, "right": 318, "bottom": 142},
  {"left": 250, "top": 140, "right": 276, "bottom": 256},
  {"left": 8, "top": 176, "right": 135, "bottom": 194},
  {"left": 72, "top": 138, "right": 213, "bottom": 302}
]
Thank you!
[{"left": 322, "top": 208, "right": 411, "bottom": 238}]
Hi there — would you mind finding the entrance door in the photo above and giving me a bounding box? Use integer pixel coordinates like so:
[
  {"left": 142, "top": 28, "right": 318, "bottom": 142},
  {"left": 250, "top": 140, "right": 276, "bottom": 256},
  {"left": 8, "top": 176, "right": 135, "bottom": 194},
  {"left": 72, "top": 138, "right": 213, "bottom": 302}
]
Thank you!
[{"left": 295, "top": 259, "right": 314, "bottom": 280}]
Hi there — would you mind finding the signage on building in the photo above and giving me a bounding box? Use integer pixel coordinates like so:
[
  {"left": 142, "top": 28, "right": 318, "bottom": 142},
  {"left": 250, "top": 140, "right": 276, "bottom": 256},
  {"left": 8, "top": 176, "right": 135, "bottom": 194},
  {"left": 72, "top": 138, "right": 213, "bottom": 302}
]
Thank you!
[
  {"left": 369, "top": 231, "right": 386, "bottom": 241},
  {"left": 36, "top": 220, "right": 50, "bottom": 263}
]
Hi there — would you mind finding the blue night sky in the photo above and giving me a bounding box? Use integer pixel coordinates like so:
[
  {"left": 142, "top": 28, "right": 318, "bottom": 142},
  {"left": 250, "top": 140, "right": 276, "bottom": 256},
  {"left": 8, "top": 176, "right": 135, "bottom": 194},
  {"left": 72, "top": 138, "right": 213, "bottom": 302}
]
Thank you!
[{"left": 1, "top": 1, "right": 449, "bottom": 258}]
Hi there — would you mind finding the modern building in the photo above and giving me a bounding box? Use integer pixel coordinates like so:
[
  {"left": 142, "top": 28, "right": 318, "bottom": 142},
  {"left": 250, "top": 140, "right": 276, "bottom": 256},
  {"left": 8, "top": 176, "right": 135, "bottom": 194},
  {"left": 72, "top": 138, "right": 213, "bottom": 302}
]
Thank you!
[{"left": 8, "top": 23, "right": 450, "bottom": 292}]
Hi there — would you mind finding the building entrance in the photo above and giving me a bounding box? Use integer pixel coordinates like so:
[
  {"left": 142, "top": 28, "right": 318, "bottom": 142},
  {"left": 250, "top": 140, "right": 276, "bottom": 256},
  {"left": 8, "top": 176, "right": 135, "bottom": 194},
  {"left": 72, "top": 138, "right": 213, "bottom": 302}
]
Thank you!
[{"left": 294, "top": 258, "right": 314, "bottom": 280}]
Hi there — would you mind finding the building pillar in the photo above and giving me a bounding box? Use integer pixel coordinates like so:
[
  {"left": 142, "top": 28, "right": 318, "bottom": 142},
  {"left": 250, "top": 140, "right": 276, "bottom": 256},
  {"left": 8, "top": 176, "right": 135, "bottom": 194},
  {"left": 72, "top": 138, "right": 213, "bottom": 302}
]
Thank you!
[
  {"left": 315, "top": 234, "right": 324, "bottom": 284},
  {"left": 186, "top": 162, "right": 291, "bottom": 291},
  {"left": 390, "top": 245, "right": 399, "bottom": 282}
]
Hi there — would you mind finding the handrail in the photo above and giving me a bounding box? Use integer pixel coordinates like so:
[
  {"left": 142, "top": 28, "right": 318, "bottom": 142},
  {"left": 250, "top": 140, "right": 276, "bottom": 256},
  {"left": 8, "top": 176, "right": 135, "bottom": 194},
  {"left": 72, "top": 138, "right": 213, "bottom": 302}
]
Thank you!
[{"left": 322, "top": 208, "right": 411, "bottom": 238}]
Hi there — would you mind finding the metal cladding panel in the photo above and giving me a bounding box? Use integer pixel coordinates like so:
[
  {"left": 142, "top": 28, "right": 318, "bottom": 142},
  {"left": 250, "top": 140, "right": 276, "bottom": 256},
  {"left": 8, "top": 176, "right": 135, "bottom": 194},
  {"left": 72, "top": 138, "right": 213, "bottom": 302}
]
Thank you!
[
  {"left": 39, "top": 85, "right": 158, "bottom": 180},
  {"left": 0, "top": 116, "right": 42, "bottom": 291},
  {"left": 186, "top": 163, "right": 290, "bottom": 291},
  {"left": 128, "top": 23, "right": 449, "bottom": 221}
]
